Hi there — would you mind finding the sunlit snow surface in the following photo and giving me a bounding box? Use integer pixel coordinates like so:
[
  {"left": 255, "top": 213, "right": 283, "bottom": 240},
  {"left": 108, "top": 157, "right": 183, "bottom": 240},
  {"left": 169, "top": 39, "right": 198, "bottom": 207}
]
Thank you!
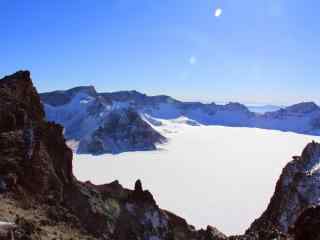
[{"left": 74, "top": 121, "right": 319, "bottom": 235}]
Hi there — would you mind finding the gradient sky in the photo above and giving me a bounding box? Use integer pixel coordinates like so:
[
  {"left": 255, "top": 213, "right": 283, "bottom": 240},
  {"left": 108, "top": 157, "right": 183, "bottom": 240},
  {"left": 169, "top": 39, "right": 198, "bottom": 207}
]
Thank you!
[{"left": 1, "top": 0, "right": 319, "bottom": 104}]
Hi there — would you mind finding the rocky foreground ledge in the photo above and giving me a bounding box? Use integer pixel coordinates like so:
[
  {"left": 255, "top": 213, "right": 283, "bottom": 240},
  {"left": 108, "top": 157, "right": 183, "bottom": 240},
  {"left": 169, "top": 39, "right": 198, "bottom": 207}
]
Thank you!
[{"left": 0, "top": 71, "right": 320, "bottom": 240}]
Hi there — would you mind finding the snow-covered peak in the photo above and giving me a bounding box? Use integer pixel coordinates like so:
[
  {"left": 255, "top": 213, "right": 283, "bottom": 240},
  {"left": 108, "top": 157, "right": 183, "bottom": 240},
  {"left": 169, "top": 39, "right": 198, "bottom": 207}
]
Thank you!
[
  {"left": 101, "top": 90, "right": 147, "bottom": 103},
  {"left": 284, "top": 102, "right": 320, "bottom": 114},
  {"left": 222, "top": 102, "right": 251, "bottom": 112},
  {"left": 41, "top": 85, "right": 98, "bottom": 107},
  {"left": 41, "top": 87, "right": 166, "bottom": 155},
  {"left": 66, "top": 85, "right": 97, "bottom": 96}
]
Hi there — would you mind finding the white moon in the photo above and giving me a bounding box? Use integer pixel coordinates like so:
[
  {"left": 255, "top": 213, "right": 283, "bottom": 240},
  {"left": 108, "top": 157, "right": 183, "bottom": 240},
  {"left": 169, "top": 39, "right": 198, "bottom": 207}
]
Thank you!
[{"left": 214, "top": 8, "right": 222, "bottom": 17}]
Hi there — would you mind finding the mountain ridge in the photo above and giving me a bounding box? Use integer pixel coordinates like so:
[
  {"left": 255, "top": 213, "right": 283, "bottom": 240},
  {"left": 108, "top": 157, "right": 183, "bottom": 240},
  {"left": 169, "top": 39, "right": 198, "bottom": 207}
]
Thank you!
[
  {"left": 40, "top": 86, "right": 320, "bottom": 125},
  {"left": 40, "top": 86, "right": 320, "bottom": 155},
  {"left": 40, "top": 86, "right": 319, "bottom": 114}
]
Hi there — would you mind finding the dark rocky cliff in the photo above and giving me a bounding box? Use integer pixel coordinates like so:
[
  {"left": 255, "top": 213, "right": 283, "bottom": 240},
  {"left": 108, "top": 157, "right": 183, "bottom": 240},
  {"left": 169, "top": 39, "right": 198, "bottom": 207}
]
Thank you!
[{"left": 249, "top": 141, "right": 320, "bottom": 238}]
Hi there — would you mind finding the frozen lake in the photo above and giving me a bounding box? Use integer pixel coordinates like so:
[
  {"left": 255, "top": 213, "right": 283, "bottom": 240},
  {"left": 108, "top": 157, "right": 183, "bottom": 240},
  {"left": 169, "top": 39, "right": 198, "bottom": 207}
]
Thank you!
[{"left": 74, "top": 124, "right": 319, "bottom": 235}]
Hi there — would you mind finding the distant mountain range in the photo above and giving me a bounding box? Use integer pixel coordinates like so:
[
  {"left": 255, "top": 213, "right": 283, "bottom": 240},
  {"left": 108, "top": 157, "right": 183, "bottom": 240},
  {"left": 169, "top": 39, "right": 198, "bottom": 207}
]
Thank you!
[{"left": 40, "top": 86, "right": 320, "bottom": 154}]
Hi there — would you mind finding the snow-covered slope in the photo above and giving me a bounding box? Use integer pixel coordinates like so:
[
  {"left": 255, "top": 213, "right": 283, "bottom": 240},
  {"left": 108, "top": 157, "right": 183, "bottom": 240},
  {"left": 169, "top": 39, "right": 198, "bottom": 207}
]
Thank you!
[
  {"left": 77, "top": 108, "right": 166, "bottom": 154},
  {"left": 41, "top": 87, "right": 320, "bottom": 154},
  {"left": 41, "top": 87, "right": 165, "bottom": 154}
]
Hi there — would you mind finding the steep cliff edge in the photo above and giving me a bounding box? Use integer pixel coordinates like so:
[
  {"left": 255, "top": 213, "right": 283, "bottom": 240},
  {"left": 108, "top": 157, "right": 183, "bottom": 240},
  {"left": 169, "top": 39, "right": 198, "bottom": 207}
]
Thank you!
[
  {"left": 0, "top": 71, "right": 73, "bottom": 200},
  {"left": 249, "top": 141, "right": 320, "bottom": 236}
]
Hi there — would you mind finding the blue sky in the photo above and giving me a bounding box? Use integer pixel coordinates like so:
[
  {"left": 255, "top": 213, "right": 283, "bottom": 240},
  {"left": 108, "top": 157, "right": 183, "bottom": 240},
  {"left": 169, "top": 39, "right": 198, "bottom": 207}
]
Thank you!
[{"left": 1, "top": 0, "right": 319, "bottom": 104}]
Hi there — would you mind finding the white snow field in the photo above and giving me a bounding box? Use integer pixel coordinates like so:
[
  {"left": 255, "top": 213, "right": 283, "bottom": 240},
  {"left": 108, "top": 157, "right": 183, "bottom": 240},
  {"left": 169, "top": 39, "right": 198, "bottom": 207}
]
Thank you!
[{"left": 74, "top": 122, "right": 319, "bottom": 235}]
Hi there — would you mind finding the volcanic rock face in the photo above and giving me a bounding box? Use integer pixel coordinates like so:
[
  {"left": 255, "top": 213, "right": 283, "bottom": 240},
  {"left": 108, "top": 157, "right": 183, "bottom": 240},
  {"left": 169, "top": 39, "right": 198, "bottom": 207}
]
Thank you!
[
  {"left": 250, "top": 141, "right": 320, "bottom": 234},
  {"left": 0, "top": 71, "right": 73, "bottom": 199}
]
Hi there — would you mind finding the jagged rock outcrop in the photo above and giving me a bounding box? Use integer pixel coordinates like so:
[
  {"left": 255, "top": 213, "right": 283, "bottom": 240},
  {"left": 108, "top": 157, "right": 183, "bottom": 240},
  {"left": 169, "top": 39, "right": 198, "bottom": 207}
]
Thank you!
[
  {"left": 0, "top": 71, "right": 73, "bottom": 200},
  {"left": 249, "top": 141, "right": 320, "bottom": 234},
  {"left": 0, "top": 71, "right": 222, "bottom": 239}
]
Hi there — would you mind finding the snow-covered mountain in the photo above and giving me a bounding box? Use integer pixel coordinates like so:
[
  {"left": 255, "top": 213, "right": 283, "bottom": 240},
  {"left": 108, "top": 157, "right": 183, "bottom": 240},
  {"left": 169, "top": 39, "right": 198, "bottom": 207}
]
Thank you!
[
  {"left": 77, "top": 108, "right": 166, "bottom": 154},
  {"left": 41, "top": 86, "right": 320, "bottom": 154},
  {"left": 41, "top": 87, "right": 165, "bottom": 154},
  {"left": 253, "top": 102, "right": 320, "bottom": 135}
]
